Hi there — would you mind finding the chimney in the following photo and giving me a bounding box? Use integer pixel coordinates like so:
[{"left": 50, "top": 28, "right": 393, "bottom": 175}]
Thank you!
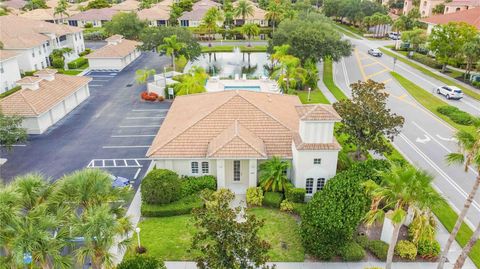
[
  {"left": 107, "top": 35, "right": 124, "bottom": 45},
  {"left": 16, "top": 76, "right": 42, "bottom": 91},
  {"left": 34, "top": 68, "right": 57, "bottom": 81}
]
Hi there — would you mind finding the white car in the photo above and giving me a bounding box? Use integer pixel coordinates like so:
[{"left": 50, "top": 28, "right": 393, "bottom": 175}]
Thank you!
[
  {"left": 436, "top": 86, "right": 463, "bottom": 100},
  {"left": 368, "top": 48, "right": 382, "bottom": 57},
  {"left": 388, "top": 32, "right": 400, "bottom": 40}
]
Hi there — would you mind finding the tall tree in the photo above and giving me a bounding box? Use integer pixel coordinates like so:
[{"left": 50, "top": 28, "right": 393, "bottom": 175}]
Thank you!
[
  {"left": 234, "top": 0, "right": 254, "bottom": 23},
  {"left": 453, "top": 222, "right": 480, "bottom": 269},
  {"left": 139, "top": 0, "right": 152, "bottom": 10},
  {"left": 363, "top": 164, "right": 442, "bottom": 269},
  {"left": 174, "top": 66, "right": 208, "bottom": 95},
  {"left": 24, "top": 0, "right": 47, "bottom": 10},
  {"left": 265, "top": 2, "right": 283, "bottom": 32},
  {"left": 437, "top": 126, "right": 480, "bottom": 269},
  {"left": 104, "top": 12, "right": 146, "bottom": 40},
  {"left": 258, "top": 156, "right": 291, "bottom": 192},
  {"left": 201, "top": 7, "right": 223, "bottom": 45},
  {"left": 271, "top": 54, "right": 307, "bottom": 93},
  {"left": 54, "top": 0, "right": 69, "bottom": 20},
  {"left": 191, "top": 189, "right": 272, "bottom": 269},
  {"left": 139, "top": 27, "right": 201, "bottom": 61},
  {"left": 462, "top": 36, "right": 480, "bottom": 79},
  {"left": 158, "top": 35, "right": 186, "bottom": 72},
  {"left": 0, "top": 113, "right": 27, "bottom": 151},
  {"left": 333, "top": 80, "right": 405, "bottom": 159},
  {"left": 401, "top": 28, "right": 427, "bottom": 50},
  {"left": 241, "top": 23, "right": 260, "bottom": 46}
]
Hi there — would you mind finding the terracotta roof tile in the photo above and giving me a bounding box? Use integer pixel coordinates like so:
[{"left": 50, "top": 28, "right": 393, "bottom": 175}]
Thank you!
[
  {"left": 296, "top": 104, "right": 342, "bottom": 121},
  {"left": 421, "top": 7, "right": 480, "bottom": 30},
  {"left": 68, "top": 8, "right": 119, "bottom": 21},
  {"left": 86, "top": 39, "right": 141, "bottom": 58},
  {"left": 34, "top": 68, "right": 58, "bottom": 75},
  {"left": 179, "top": 0, "right": 220, "bottom": 20},
  {"left": 137, "top": 5, "right": 170, "bottom": 20},
  {"left": 0, "top": 50, "right": 19, "bottom": 61},
  {"left": 293, "top": 133, "right": 342, "bottom": 151}
]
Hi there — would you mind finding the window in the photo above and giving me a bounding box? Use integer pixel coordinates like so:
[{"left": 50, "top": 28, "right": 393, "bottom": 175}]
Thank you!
[
  {"left": 202, "top": 162, "right": 209, "bottom": 174},
  {"left": 191, "top": 162, "right": 199, "bottom": 174},
  {"left": 233, "top": 160, "right": 241, "bottom": 181},
  {"left": 316, "top": 178, "right": 326, "bottom": 191},
  {"left": 313, "top": 158, "right": 322, "bottom": 165},
  {"left": 59, "top": 35, "right": 67, "bottom": 42},
  {"left": 305, "top": 178, "right": 314, "bottom": 194}
]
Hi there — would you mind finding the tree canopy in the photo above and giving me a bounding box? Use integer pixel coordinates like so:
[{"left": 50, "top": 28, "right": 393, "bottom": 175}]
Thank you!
[
  {"left": 0, "top": 113, "right": 27, "bottom": 151},
  {"left": 104, "top": 12, "right": 146, "bottom": 40},
  {"left": 139, "top": 27, "right": 201, "bottom": 61}
]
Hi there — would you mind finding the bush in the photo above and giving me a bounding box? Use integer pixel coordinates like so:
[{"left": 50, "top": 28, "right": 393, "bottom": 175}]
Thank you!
[
  {"left": 84, "top": 22, "right": 93, "bottom": 28},
  {"left": 263, "top": 192, "right": 283, "bottom": 208},
  {"left": 354, "top": 235, "right": 369, "bottom": 248},
  {"left": 141, "top": 194, "right": 203, "bottom": 217},
  {"left": 411, "top": 53, "right": 443, "bottom": 69},
  {"left": 285, "top": 187, "right": 306, "bottom": 203},
  {"left": 292, "top": 202, "right": 306, "bottom": 216},
  {"left": 246, "top": 187, "right": 263, "bottom": 206},
  {"left": 141, "top": 91, "right": 158, "bottom": 101},
  {"left": 83, "top": 31, "right": 107, "bottom": 41},
  {"left": 339, "top": 241, "right": 366, "bottom": 261},
  {"left": 417, "top": 239, "right": 441, "bottom": 259},
  {"left": 51, "top": 57, "right": 64, "bottom": 68},
  {"left": 67, "top": 57, "right": 88, "bottom": 69},
  {"left": 180, "top": 175, "right": 216, "bottom": 198},
  {"left": 437, "top": 105, "right": 475, "bottom": 126},
  {"left": 280, "top": 199, "right": 294, "bottom": 212},
  {"left": 367, "top": 240, "right": 389, "bottom": 261},
  {"left": 395, "top": 240, "right": 417, "bottom": 260},
  {"left": 78, "top": 48, "right": 92, "bottom": 57},
  {"left": 437, "top": 105, "right": 459, "bottom": 115},
  {"left": 473, "top": 81, "right": 480, "bottom": 88},
  {"left": 117, "top": 255, "right": 166, "bottom": 269},
  {"left": 140, "top": 169, "right": 181, "bottom": 204}
]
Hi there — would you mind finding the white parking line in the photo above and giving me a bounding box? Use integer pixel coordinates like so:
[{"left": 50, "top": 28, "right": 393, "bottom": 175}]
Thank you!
[
  {"left": 12, "top": 144, "right": 27, "bottom": 147},
  {"left": 87, "top": 158, "right": 143, "bottom": 168},
  {"left": 111, "top": 134, "right": 156, "bottom": 137},
  {"left": 90, "top": 75, "right": 116, "bottom": 78},
  {"left": 102, "top": 145, "right": 151, "bottom": 148},
  {"left": 126, "top": 116, "right": 165, "bottom": 119},
  {"left": 119, "top": 125, "right": 161, "bottom": 128},
  {"left": 134, "top": 168, "right": 141, "bottom": 180},
  {"left": 132, "top": 109, "right": 169, "bottom": 112},
  {"left": 92, "top": 79, "right": 110, "bottom": 82}
]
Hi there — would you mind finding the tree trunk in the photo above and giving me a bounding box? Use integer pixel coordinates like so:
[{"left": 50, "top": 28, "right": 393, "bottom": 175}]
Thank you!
[
  {"left": 453, "top": 221, "right": 480, "bottom": 269},
  {"left": 386, "top": 221, "right": 403, "bottom": 269},
  {"left": 442, "top": 63, "right": 447, "bottom": 73},
  {"left": 172, "top": 55, "right": 176, "bottom": 72},
  {"left": 438, "top": 175, "right": 480, "bottom": 269}
]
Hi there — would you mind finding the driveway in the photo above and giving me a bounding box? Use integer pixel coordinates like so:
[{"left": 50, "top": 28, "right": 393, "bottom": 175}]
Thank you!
[{"left": 0, "top": 51, "right": 170, "bottom": 186}]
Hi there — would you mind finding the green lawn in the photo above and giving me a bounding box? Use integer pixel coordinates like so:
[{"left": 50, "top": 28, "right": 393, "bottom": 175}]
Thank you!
[
  {"left": 380, "top": 48, "right": 480, "bottom": 101},
  {"left": 296, "top": 89, "right": 329, "bottom": 104},
  {"left": 333, "top": 24, "right": 362, "bottom": 39},
  {"left": 0, "top": 86, "right": 21, "bottom": 99},
  {"left": 334, "top": 22, "right": 364, "bottom": 38},
  {"left": 323, "top": 58, "right": 347, "bottom": 101},
  {"left": 201, "top": 45, "right": 267, "bottom": 53},
  {"left": 249, "top": 207, "right": 305, "bottom": 262}
]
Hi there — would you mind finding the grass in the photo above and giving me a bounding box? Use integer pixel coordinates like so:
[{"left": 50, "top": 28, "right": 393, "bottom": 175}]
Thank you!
[
  {"left": 334, "top": 22, "right": 365, "bottom": 37},
  {"left": 390, "top": 72, "right": 476, "bottom": 135},
  {"left": 57, "top": 69, "right": 82, "bottom": 75},
  {"left": 323, "top": 58, "right": 347, "bottom": 101},
  {"left": 201, "top": 45, "right": 267, "bottom": 53},
  {"left": 380, "top": 48, "right": 480, "bottom": 101},
  {"left": 249, "top": 207, "right": 305, "bottom": 261},
  {"left": 296, "top": 89, "right": 329, "bottom": 104},
  {"left": 0, "top": 86, "right": 21, "bottom": 99},
  {"left": 333, "top": 24, "right": 361, "bottom": 39}
]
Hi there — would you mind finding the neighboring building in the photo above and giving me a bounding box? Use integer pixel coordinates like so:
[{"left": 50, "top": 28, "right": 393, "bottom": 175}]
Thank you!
[
  {"left": 0, "top": 69, "right": 91, "bottom": 134},
  {"left": 233, "top": 1, "right": 267, "bottom": 27},
  {"left": 178, "top": 0, "right": 221, "bottom": 27},
  {"left": 422, "top": 7, "right": 480, "bottom": 33},
  {"left": 19, "top": 8, "right": 71, "bottom": 23},
  {"left": 1, "top": 0, "right": 26, "bottom": 10},
  {"left": 0, "top": 15, "right": 85, "bottom": 73},
  {"left": 137, "top": 4, "right": 171, "bottom": 27},
  {"left": 419, "top": 0, "right": 444, "bottom": 17},
  {"left": 85, "top": 35, "right": 142, "bottom": 71},
  {"left": 111, "top": 0, "right": 139, "bottom": 11},
  {"left": 403, "top": 0, "right": 415, "bottom": 14},
  {"left": 147, "top": 91, "right": 342, "bottom": 196},
  {"left": 67, "top": 8, "right": 119, "bottom": 27},
  {"left": 0, "top": 51, "right": 21, "bottom": 93},
  {"left": 444, "top": 0, "right": 480, "bottom": 14}
]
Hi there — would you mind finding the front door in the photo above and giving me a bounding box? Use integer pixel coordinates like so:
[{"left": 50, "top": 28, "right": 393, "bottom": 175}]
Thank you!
[{"left": 226, "top": 160, "right": 248, "bottom": 194}]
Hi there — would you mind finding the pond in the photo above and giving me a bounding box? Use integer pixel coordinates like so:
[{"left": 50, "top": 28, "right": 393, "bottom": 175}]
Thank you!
[{"left": 185, "top": 48, "right": 270, "bottom": 79}]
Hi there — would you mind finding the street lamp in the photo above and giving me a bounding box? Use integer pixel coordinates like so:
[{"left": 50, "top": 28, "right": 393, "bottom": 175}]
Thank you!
[
  {"left": 307, "top": 87, "right": 311, "bottom": 102},
  {"left": 135, "top": 227, "right": 141, "bottom": 249}
]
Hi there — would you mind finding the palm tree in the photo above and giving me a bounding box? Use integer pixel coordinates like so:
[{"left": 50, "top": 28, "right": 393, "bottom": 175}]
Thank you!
[
  {"left": 135, "top": 68, "right": 155, "bottom": 85},
  {"left": 453, "top": 222, "right": 480, "bottom": 269},
  {"left": 54, "top": 0, "right": 69, "bottom": 21},
  {"left": 174, "top": 66, "right": 208, "bottom": 95},
  {"left": 363, "top": 164, "right": 442, "bottom": 269},
  {"left": 270, "top": 44, "right": 289, "bottom": 68},
  {"left": 303, "top": 58, "right": 318, "bottom": 90},
  {"left": 438, "top": 127, "right": 480, "bottom": 269},
  {"left": 201, "top": 7, "right": 223, "bottom": 45},
  {"left": 234, "top": 0, "right": 254, "bottom": 25},
  {"left": 139, "top": 0, "right": 152, "bottom": 9},
  {"left": 241, "top": 23, "right": 259, "bottom": 47},
  {"left": 271, "top": 54, "right": 306, "bottom": 93},
  {"left": 158, "top": 35, "right": 186, "bottom": 72},
  {"left": 265, "top": 2, "right": 282, "bottom": 32},
  {"left": 282, "top": 9, "right": 297, "bottom": 20},
  {"left": 259, "top": 156, "right": 290, "bottom": 192}
]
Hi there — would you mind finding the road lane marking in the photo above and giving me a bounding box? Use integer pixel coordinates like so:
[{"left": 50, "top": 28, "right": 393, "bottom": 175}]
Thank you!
[
  {"left": 415, "top": 134, "right": 431, "bottom": 144},
  {"left": 354, "top": 48, "right": 368, "bottom": 81},
  {"left": 366, "top": 69, "right": 389, "bottom": 79},
  {"left": 102, "top": 145, "right": 151, "bottom": 148},
  {"left": 363, "top": 62, "right": 380, "bottom": 68},
  {"left": 134, "top": 168, "right": 141, "bottom": 180},
  {"left": 340, "top": 58, "right": 351, "bottom": 90},
  {"left": 89, "top": 85, "right": 103, "bottom": 87},
  {"left": 119, "top": 125, "right": 161, "bottom": 128},
  {"left": 111, "top": 134, "right": 156, "bottom": 137},
  {"left": 87, "top": 158, "right": 142, "bottom": 168},
  {"left": 436, "top": 134, "right": 456, "bottom": 142},
  {"left": 398, "top": 94, "right": 407, "bottom": 99}
]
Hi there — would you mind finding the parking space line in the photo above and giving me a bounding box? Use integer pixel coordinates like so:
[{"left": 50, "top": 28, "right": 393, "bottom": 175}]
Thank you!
[
  {"left": 363, "top": 62, "right": 379, "bottom": 68},
  {"left": 125, "top": 117, "right": 165, "bottom": 119},
  {"left": 134, "top": 168, "right": 141, "bottom": 180},
  {"left": 102, "top": 145, "right": 151, "bottom": 148},
  {"left": 111, "top": 134, "right": 156, "bottom": 137},
  {"left": 132, "top": 109, "right": 169, "bottom": 112},
  {"left": 381, "top": 78, "right": 392, "bottom": 84},
  {"left": 87, "top": 158, "right": 144, "bottom": 168},
  {"left": 366, "top": 69, "right": 389, "bottom": 79},
  {"left": 119, "top": 125, "right": 161, "bottom": 128}
]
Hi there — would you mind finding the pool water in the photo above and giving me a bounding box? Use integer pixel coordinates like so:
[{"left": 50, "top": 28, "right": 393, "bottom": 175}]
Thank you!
[{"left": 224, "top": 86, "right": 261, "bottom": 92}]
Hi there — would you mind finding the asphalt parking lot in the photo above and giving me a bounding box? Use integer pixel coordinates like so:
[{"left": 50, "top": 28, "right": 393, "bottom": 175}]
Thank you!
[{"left": 0, "top": 51, "right": 171, "bottom": 185}]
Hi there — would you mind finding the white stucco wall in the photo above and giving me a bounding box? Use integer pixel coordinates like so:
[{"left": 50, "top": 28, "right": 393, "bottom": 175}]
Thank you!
[
  {"left": 299, "top": 121, "right": 335, "bottom": 143},
  {"left": 88, "top": 50, "right": 140, "bottom": 71},
  {"left": 0, "top": 56, "right": 21, "bottom": 93},
  {"left": 153, "top": 159, "right": 218, "bottom": 177}
]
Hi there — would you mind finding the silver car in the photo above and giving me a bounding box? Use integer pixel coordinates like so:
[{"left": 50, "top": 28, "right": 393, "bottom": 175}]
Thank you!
[
  {"left": 368, "top": 48, "right": 383, "bottom": 57},
  {"left": 436, "top": 86, "right": 463, "bottom": 100}
]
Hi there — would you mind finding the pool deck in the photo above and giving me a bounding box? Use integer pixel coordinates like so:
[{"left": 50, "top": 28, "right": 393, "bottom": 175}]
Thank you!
[{"left": 205, "top": 78, "right": 280, "bottom": 93}]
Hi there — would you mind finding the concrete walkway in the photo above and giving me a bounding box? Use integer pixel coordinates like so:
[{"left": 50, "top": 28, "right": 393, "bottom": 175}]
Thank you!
[{"left": 317, "top": 62, "right": 338, "bottom": 104}]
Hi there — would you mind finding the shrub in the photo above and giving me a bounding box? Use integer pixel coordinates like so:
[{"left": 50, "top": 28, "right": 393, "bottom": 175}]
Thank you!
[
  {"left": 367, "top": 240, "right": 389, "bottom": 261},
  {"left": 449, "top": 112, "right": 474, "bottom": 125},
  {"left": 417, "top": 239, "right": 441, "bottom": 259},
  {"left": 411, "top": 53, "right": 443, "bottom": 69},
  {"left": 51, "top": 57, "right": 64, "bottom": 68},
  {"left": 117, "top": 255, "right": 166, "bottom": 269},
  {"left": 67, "top": 57, "right": 88, "bottom": 69},
  {"left": 339, "top": 241, "right": 365, "bottom": 261},
  {"left": 280, "top": 199, "right": 294, "bottom": 212},
  {"left": 473, "top": 81, "right": 480, "bottom": 88},
  {"left": 140, "top": 169, "right": 181, "bottom": 204},
  {"left": 141, "top": 91, "right": 158, "bottom": 101},
  {"left": 437, "top": 105, "right": 459, "bottom": 115},
  {"left": 180, "top": 175, "right": 216, "bottom": 198},
  {"left": 158, "top": 96, "right": 165, "bottom": 102},
  {"left": 292, "top": 202, "right": 306, "bottom": 216},
  {"left": 395, "top": 240, "right": 417, "bottom": 260},
  {"left": 141, "top": 194, "right": 203, "bottom": 217},
  {"left": 79, "top": 48, "right": 92, "bottom": 57},
  {"left": 246, "top": 187, "right": 263, "bottom": 206},
  {"left": 84, "top": 22, "right": 93, "bottom": 28},
  {"left": 354, "top": 234, "right": 369, "bottom": 248},
  {"left": 285, "top": 187, "right": 305, "bottom": 203},
  {"left": 263, "top": 192, "right": 283, "bottom": 208}
]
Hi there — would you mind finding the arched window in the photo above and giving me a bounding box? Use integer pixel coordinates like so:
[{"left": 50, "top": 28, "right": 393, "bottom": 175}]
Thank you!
[
  {"left": 306, "top": 178, "right": 314, "bottom": 194},
  {"left": 317, "top": 178, "right": 326, "bottom": 191}
]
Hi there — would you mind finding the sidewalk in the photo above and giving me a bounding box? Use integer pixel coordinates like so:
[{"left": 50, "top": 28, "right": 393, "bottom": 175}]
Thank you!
[{"left": 317, "top": 62, "right": 338, "bottom": 104}]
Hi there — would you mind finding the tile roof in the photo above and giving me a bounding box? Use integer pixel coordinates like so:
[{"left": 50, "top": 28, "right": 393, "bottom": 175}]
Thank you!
[
  {"left": 16, "top": 76, "right": 43, "bottom": 84},
  {"left": 293, "top": 133, "right": 341, "bottom": 151},
  {"left": 0, "top": 50, "right": 19, "bottom": 61},
  {"left": 0, "top": 74, "right": 91, "bottom": 116},
  {"left": 85, "top": 38, "right": 141, "bottom": 58},
  {"left": 445, "top": 0, "right": 480, "bottom": 6},
  {"left": 178, "top": 0, "right": 220, "bottom": 21},
  {"left": 0, "top": 15, "right": 82, "bottom": 49},
  {"left": 34, "top": 68, "right": 58, "bottom": 75},
  {"left": 147, "top": 91, "right": 341, "bottom": 159},
  {"left": 1, "top": 0, "right": 26, "bottom": 9},
  {"left": 421, "top": 7, "right": 480, "bottom": 30},
  {"left": 137, "top": 4, "right": 171, "bottom": 20},
  {"left": 296, "top": 104, "right": 342, "bottom": 121},
  {"left": 105, "top": 34, "right": 124, "bottom": 42},
  {"left": 19, "top": 8, "right": 60, "bottom": 21},
  {"left": 233, "top": 1, "right": 266, "bottom": 20},
  {"left": 68, "top": 8, "right": 119, "bottom": 21},
  {"left": 111, "top": 0, "right": 139, "bottom": 11}
]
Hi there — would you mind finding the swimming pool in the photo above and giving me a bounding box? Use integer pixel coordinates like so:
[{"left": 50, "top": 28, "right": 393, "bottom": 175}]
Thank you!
[{"left": 224, "top": 85, "right": 261, "bottom": 92}]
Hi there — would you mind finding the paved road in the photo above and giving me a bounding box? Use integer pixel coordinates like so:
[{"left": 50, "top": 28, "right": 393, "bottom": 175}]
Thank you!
[
  {"left": 200, "top": 40, "right": 268, "bottom": 47},
  {"left": 0, "top": 52, "right": 171, "bottom": 188},
  {"left": 333, "top": 36, "right": 480, "bottom": 228}
]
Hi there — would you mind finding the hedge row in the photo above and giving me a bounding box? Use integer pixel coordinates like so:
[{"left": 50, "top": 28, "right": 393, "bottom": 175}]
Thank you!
[
  {"left": 355, "top": 235, "right": 389, "bottom": 261},
  {"left": 67, "top": 57, "right": 88, "bottom": 69},
  {"left": 263, "top": 192, "right": 284, "bottom": 208},
  {"left": 437, "top": 105, "right": 477, "bottom": 126},
  {"left": 141, "top": 194, "right": 203, "bottom": 217},
  {"left": 411, "top": 53, "right": 443, "bottom": 70}
]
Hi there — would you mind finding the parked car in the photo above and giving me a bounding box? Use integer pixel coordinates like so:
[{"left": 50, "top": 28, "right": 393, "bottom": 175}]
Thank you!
[
  {"left": 388, "top": 32, "right": 400, "bottom": 40},
  {"left": 436, "top": 86, "right": 463, "bottom": 100},
  {"left": 109, "top": 174, "right": 131, "bottom": 188},
  {"left": 368, "top": 48, "right": 383, "bottom": 57}
]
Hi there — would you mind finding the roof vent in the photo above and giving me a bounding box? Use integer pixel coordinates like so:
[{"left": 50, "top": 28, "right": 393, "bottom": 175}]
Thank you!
[
  {"left": 16, "top": 76, "right": 43, "bottom": 91},
  {"left": 34, "top": 68, "right": 57, "bottom": 81}
]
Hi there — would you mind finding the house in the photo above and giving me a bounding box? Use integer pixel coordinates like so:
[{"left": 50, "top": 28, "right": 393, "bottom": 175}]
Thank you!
[
  {"left": 421, "top": 7, "right": 480, "bottom": 33},
  {"left": 1, "top": 0, "right": 26, "bottom": 11},
  {"left": 19, "top": 8, "right": 76, "bottom": 24},
  {"left": 403, "top": 0, "right": 415, "bottom": 15},
  {"left": 67, "top": 8, "right": 119, "bottom": 27},
  {"left": 419, "top": 0, "right": 444, "bottom": 17},
  {"left": 178, "top": 0, "right": 221, "bottom": 27},
  {"left": 233, "top": 1, "right": 268, "bottom": 27},
  {"left": 0, "top": 15, "right": 85, "bottom": 73},
  {"left": 0, "top": 51, "right": 21, "bottom": 93},
  {"left": 0, "top": 69, "right": 91, "bottom": 134},
  {"left": 444, "top": 0, "right": 480, "bottom": 14},
  {"left": 147, "top": 90, "right": 342, "bottom": 196},
  {"left": 111, "top": 0, "right": 139, "bottom": 11},
  {"left": 85, "top": 35, "right": 142, "bottom": 71},
  {"left": 137, "top": 4, "right": 171, "bottom": 27}
]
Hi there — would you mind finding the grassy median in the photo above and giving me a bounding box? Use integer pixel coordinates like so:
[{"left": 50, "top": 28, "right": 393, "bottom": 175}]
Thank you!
[{"left": 323, "top": 58, "right": 347, "bottom": 101}]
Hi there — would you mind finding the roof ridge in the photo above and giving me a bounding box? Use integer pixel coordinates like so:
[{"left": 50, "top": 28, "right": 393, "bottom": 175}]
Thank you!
[
  {"left": 19, "top": 90, "right": 39, "bottom": 114},
  {"left": 235, "top": 123, "right": 267, "bottom": 157}
]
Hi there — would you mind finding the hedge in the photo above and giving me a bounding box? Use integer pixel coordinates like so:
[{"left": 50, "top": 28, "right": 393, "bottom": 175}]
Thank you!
[
  {"left": 67, "top": 57, "right": 88, "bottom": 69},
  {"left": 263, "top": 192, "right": 283, "bottom": 208},
  {"left": 51, "top": 57, "right": 64, "bottom": 69},
  {"left": 141, "top": 194, "right": 203, "bottom": 217},
  {"left": 179, "top": 175, "right": 216, "bottom": 198},
  {"left": 292, "top": 202, "right": 307, "bottom": 216},
  {"left": 411, "top": 53, "right": 443, "bottom": 69},
  {"left": 285, "top": 187, "right": 306, "bottom": 203},
  {"left": 339, "top": 241, "right": 366, "bottom": 261},
  {"left": 140, "top": 169, "right": 181, "bottom": 204},
  {"left": 367, "top": 240, "right": 389, "bottom": 261},
  {"left": 395, "top": 240, "right": 417, "bottom": 260},
  {"left": 436, "top": 105, "right": 477, "bottom": 126}
]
